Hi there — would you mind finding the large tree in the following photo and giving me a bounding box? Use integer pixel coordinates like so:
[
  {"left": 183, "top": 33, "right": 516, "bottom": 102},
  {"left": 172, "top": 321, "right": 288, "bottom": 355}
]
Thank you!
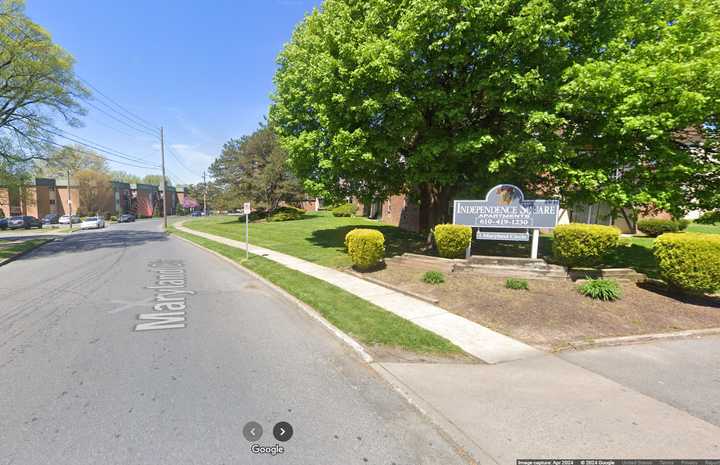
[
  {"left": 75, "top": 169, "right": 112, "bottom": 216},
  {"left": 140, "top": 174, "right": 170, "bottom": 186},
  {"left": 109, "top": 170, "right": 141, "bottom": 184},
  {"left": 0, "top": 0, "right": 88, "bottom": 163},
  {"left": 271, "top": 0, "right": 720, "bottom": 229},
  {"left": 37, "top": 144, "right": 107, "bottom": 178},
  {"left": 209, "top": 125, "right": 304, "bottom": 211}
]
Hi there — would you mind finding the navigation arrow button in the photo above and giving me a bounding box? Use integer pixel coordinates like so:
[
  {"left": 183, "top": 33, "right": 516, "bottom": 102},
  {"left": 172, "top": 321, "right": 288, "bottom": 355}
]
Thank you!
[{"left": 273, "top": 421, "right": 293, "bottom": 442}]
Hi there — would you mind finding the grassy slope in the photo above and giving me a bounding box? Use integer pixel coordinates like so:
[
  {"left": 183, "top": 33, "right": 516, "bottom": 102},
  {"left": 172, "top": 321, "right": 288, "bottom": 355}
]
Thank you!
[
  {"left": 168, "top": 227, "right": 461, "bottom": 355},
  {"left": 182, "top": 211, "right": 426, "bottom": 268},
  {"left": 0, "top": 239, "right": 50, "bottom": 263}
]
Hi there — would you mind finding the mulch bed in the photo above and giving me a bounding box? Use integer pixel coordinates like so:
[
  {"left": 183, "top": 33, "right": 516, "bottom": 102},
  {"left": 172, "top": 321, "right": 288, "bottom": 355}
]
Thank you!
[{"left": 363, "top": 263, "right": 720, "bottom": 351}]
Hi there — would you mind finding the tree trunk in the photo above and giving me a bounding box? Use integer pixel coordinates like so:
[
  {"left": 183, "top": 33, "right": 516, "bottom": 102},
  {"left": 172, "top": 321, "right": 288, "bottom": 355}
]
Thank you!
[{"left": 418, "top": 183, "right": 455, "bottom": 234}]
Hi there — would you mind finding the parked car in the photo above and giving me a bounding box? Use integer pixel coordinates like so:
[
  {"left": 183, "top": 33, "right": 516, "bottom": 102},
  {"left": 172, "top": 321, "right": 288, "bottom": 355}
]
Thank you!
[
  {"left": 59, "top": 215, "right": 81, "bottom": 225},
  {"left": 191, "top": 211, "right": 202, "bottom": 217},
  {"left": 80, "top": 216, "right": 106, "bottom": 230},
  {"left": 0, "top": 217, "right": 7, "bottom": 230},
  {"left": 118, "top": 213, "right": 136, "bottom": 223},
  {"left": 42, "top": 213, "right": 60, "bottom": 225},
  {"left": 7, "top": 216, "right": 43, "bottom": 229}
]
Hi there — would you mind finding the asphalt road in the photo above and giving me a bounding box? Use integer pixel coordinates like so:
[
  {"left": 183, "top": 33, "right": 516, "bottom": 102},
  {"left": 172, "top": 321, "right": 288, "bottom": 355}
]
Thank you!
[{"left": 0, "top": 219, "right": 466, "bottom": 465}]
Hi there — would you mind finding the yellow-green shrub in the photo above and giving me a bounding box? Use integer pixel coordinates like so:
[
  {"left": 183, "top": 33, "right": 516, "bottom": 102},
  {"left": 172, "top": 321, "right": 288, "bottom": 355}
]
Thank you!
[
  {"left": 434, "top": 224, "right": 472, "bottom": 258},
  {"left": 653, "top": 233, "right": 720, "bottom": 295},
  {"left": 552, "top": 223, "right": 620, "bottom": 267},
  {"left": 345, "top": 229, "right": 385, "bottom": 270}
]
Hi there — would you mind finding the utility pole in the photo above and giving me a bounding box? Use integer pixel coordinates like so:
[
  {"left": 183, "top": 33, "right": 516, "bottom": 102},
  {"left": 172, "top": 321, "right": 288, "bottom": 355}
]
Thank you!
[
  {"left": 160, "top": 126, "right": 168, "bottom": 229},
  {"left": 67, "top": 169, "right": 72, "bottom": 231},
  {"left": 202, "top": 171, "right": 207, "bottom": 216}
]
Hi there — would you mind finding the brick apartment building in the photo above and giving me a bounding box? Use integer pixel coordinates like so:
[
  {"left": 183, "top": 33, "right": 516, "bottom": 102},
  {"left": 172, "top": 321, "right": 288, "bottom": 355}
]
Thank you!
[
  {"left": 352, "top": 193, "right": 685, "bottom": 234},
  {"left": 0, "top": 177, "right": 186, "bottom": 218}
]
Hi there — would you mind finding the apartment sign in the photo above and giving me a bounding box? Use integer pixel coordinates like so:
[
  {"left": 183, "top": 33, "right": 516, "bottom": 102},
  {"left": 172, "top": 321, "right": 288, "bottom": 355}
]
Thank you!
[{"left": 453, "top": 185, "right": 559, "bottom": 229}]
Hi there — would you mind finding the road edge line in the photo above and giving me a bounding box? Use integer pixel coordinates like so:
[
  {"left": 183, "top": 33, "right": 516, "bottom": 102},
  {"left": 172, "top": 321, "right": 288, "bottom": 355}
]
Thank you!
[{"left": 171, "top": 232, "right": 374, "bottom": 364}]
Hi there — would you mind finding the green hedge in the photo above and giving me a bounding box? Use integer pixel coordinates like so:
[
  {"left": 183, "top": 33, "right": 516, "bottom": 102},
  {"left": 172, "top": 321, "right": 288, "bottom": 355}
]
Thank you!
[
  {"left": 267, "top": 206, "right": 305, "bottom": 222},
  {"left": 653, "top": 233, "right": 720, "bottom": 295},
  {"left": 345, "top": 229, "right": 384, "bottom": 270},
  {"left": 433, "top": 224, "right": 472, "bottom": 258},
  {"left": 637, "top": 218, "right": 679, "bottom": 237},
  {"left": 331, "top": 203, "right": 356, "bottom": 217},
  {"left": 552, "top": 223, "right": 620, "bottom": 267}
]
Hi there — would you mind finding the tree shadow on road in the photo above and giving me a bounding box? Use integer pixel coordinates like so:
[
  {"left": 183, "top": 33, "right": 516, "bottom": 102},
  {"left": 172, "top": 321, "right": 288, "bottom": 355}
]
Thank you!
[{"left": 15, "top": 230, "right": 169, "bottom": 261}]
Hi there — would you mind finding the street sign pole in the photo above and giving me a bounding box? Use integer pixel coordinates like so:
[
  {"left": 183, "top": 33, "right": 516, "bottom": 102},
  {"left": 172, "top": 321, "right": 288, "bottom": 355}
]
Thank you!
[{"left": 244, "top": 202, "right": 251, "bottom": 259}]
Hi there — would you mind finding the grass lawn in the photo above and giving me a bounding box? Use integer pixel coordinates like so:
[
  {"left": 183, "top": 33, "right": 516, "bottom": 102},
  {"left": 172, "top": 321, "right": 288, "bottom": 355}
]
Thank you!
[
  {"left": 0, "top": 238, "right": 51, "bottom": 263},
  {"left": 181, "top": 213, "right": 720, "bottom": 280},
  {"left": 168, "top": 226, "right": 462, "bottom": 355},
  {"left": 688, "top": 222, "right": 720, "bottom": 235},
  {"left": 182, "top": 211, "right": 427, "bottom": 268}
]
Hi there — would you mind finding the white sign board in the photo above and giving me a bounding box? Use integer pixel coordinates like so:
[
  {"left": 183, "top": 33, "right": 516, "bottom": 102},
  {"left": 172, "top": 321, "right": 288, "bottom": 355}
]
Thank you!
[{"left": 243, "top": 202, "right": 251, "bottom": 215}]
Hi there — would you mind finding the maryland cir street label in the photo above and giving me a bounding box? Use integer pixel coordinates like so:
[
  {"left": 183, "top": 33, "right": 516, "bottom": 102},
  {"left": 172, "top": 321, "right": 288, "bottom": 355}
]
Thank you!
[{"left": 135, "top": 259, "right": 195, "bottom": 331}]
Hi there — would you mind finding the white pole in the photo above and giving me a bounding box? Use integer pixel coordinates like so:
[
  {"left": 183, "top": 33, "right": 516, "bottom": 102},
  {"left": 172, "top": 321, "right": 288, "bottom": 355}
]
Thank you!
[
  {"left": 245, "top": 212, "right": 249, "bottom": 259},
  {"left": 160, "top": 127, "right": 168, "bottom": 229},
  {"left": 531, "top": 229, "right": 540, "bottom": 259}
]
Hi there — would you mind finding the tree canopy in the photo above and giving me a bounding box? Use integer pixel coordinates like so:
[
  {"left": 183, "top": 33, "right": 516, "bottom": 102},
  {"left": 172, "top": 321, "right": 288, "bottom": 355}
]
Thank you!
[
  {"left": 75, "top": 169, "right": 112, "bottom": 216},
  {"left": 209, "top": 125, "right": 304, "bottom": 211},
  {"left": 37, "top": 144, "right": 108, "bottom": 178},
  {"left": 140, "top": 174, "right": 169, "bottom": 186},
  {"left": 0, "top": 0, "right": 88, "bottom": 164},
  {"left": 271, "top": 0, "right": 720, "bottom": 229}
]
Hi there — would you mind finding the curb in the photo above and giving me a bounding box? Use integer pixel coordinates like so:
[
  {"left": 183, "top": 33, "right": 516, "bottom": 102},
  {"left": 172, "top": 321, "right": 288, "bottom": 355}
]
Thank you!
[
  {"left": 370, "top": 363, "right": 496, "bottom": 465},
  {"left": 0, "top": 238, "right": 54, "bottom": 268},
  {"left": 171, "top": 232, "right": 373, "bottom": 364},
  {"left": 346, "top": 270, "right": 441, "bottom": 304},
  {"left": 563, "top": 327, "right": 720, "bottom": 351}
]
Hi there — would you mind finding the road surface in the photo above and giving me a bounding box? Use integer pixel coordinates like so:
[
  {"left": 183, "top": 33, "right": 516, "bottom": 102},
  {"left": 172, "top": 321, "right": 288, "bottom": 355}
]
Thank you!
[{"left": 0, "top": 219, "right": 467, "bottom": 465}]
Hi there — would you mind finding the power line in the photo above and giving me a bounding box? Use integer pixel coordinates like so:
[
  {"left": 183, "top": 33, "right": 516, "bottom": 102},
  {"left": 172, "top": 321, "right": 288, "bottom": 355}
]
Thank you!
[
  {"left": 167, "top": 146, "right": 196, "bottom": 176},
  {"left": 46, "top": 127, "right": 159, "bottom": 167},
  {"left": 85, "top": 100, "right": 158, "bottom": 138},
  {"left": 31, "top": 135, "right": 160, "bottom": 170},
  {"left": 78, "top": 77, "right": 159, "bottom": 132}
]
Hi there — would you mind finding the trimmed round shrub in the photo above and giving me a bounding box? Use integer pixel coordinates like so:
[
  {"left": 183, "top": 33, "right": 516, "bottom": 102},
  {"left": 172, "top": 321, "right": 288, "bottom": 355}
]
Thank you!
[
  {"left": 552, "top": 223, "right": 620, "bottom": 267},
  {"left": 637, "top": 218, "right": 679, "bottom": 237},
  {"left": 578, "top": 278, "right": 622, "bottom": 301},
  {"left": 433, "top": 224, "right": 472, "bottom": 258},
  {"left": 653, "top": 233, "right": 720, "bottom": 295},
  {"left": 676, "top": 219, "right": 690, "bottom": 231},
  {"left": 331, "top": 203, "right": 356, "bottom": 217},
  {"left": 110, "top": 215, "right": 118, "bottom": 222},
  {"left": 345, "top": 228, "right": 385, "bottom": 270},
  {"left": 267, "top": 206, "right": 305, "bottom": 222},
  {"left": 422, "top": 271, "right": 445, "bottom": 284}
]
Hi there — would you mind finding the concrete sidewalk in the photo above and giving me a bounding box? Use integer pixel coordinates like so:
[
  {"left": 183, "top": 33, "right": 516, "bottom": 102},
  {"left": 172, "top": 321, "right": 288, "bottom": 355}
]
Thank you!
[{"left": 175, "top": 222, "right": 539, "bottom": 364}]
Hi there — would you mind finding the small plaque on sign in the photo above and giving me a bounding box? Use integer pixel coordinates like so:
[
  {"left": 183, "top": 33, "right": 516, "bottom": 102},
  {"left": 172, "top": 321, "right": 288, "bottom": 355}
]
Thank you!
[
  {"left": 243, "top": 202, "right": 251, "bottom": 215},
  {"left": 477, "top": 230, "right": 529, "bottom": 242}
]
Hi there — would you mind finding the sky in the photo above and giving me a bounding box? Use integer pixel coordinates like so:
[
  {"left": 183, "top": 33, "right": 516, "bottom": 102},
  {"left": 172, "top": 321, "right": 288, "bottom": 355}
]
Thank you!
[{"left": 24, "top": 0, "right": 321, "bottom": 185}]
